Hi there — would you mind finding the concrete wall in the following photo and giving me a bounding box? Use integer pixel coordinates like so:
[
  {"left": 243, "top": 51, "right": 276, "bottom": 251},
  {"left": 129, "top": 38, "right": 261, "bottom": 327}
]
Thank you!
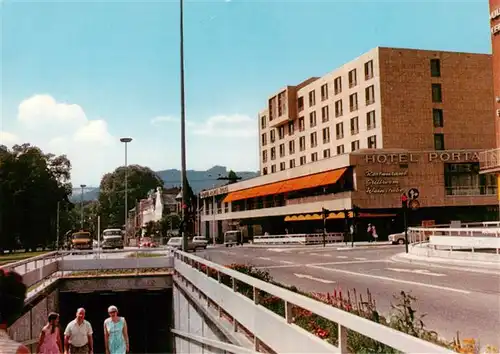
[{"left": 173, "top": 283, "right": 228, "bottom": 354}]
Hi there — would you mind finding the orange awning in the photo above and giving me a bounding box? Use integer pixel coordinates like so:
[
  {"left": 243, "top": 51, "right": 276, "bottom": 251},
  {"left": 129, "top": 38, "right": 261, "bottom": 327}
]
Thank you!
[{"left": 222, "top": 167, "right": 348, "bottom": 203}]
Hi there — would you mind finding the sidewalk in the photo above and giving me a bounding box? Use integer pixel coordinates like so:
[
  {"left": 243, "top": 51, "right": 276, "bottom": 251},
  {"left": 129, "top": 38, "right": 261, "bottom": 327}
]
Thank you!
[{"left": 392, "top": 252, "right": 500, "bottom": 274}]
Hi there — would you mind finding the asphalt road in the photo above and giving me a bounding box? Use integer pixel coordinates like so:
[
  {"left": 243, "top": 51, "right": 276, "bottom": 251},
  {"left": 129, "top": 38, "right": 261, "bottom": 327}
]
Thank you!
[{"left": 198, "top": 244, "right": 500, "bottom": 347}]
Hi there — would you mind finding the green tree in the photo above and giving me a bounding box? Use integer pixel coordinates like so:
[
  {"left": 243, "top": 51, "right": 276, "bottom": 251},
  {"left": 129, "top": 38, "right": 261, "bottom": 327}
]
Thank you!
[
  {"left": 98, "top": 165, "right": 164, "bottom": 228},
  {"left": 0, "top": 143, "right": 73, "bottom": 251},
  {"left": 160, "top": 214, "right": 181, "bottom": 235}
]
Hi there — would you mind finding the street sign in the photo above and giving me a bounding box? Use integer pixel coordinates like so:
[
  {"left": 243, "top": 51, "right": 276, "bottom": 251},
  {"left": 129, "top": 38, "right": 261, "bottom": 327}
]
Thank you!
[
  {"left": 409, "top": 199, "right": 420, "bottom": 210},
  {"left": 408, "top": 188, "right": 420, "bottom": 200}
]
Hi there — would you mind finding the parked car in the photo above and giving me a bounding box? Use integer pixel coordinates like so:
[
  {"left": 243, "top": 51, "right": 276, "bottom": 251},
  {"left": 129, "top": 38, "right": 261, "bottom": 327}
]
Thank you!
[
  {"left": 388, "top": 232, "right": 406, "bottom": 245},
  {"left": 192, "top": 236, "right": 208, "bottom": 249},
  {"left": 167, "top": 237, "right": 205, "bottom": 251},
  {"left": 139, "top": 237, "right": 157, "bottom": 248}
]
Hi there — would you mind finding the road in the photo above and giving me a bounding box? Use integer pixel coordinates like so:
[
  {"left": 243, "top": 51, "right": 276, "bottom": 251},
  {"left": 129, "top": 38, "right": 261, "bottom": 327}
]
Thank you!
[{"left": 198, "top": 245, "right": 500, "bottom": 347}]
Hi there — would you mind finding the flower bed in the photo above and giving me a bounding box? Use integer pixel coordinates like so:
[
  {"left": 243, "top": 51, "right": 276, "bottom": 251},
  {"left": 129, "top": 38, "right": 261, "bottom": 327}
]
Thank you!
[{"left": 198, "top": 262, "right": 497, "bottom": 354}]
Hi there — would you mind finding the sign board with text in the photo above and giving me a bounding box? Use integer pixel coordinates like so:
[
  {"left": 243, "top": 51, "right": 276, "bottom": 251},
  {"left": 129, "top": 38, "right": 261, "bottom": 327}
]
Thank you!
[{"left": 364, "top": 151, "right": 480, "bottom": 164}]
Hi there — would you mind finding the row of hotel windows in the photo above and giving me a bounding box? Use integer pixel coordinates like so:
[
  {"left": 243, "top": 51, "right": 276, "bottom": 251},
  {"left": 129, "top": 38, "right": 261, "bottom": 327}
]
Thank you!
[
  {"left": 262, "top": 135, "right": 377, "bottom": 167},
  {"left": 262, "top": 57, "right": 443, "bottom": 129},
  {"left": 262, "top": 110, "right": 376, "bottom": 146}
]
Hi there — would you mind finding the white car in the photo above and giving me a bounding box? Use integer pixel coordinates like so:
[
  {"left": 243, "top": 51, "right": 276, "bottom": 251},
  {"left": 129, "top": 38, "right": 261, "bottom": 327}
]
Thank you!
[
  {"left": 192, "top": 236, "right": 208, "bottom": 249},
  {"left": 167, "top": 237, "right": 204, "bottom": 251},
  {"left": 388, "top": 232, "right": 406, "bottom": 245}
]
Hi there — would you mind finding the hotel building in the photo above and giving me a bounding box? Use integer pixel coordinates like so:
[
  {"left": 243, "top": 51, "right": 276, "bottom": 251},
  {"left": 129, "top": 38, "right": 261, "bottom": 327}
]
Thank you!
[{"left": 202, "top": 47, "right": 498, "bottom": 241}]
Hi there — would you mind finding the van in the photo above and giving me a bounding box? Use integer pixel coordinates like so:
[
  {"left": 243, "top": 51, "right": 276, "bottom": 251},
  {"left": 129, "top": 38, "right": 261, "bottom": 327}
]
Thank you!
[{"left": 224, "top": 230, "right": 243, "bottom": 247}]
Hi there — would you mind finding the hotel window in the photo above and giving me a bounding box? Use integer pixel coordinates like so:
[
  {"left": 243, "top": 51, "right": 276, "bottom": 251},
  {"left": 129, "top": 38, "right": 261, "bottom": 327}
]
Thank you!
[
  {"left": 433, "top": 109, "right": 444, "bottom": 127},
  {"left": 298, "top": 96, "right": 304, "bottom": 112},
  {"left": 310, "top": 132, "right": 318, "bottom": 148},
  {"left": 365, "top": 85, "right": 375, "bottom": 105},
  {"left": 367, "top": 135, "right": 377, "bottom": 149},
  {"left": 336, "top": 145, "right": 345, "bottom": 155},
  {"left": 262, "top": 150, "right": 267, "bottom": 163},
  {"left": 289, "top": 159, "right": 296, "bottom": 168},
  {"left": 334, "top": 77, "right": 342, "bottom": 95},
  {"left": 299, "top": 136, "right": 306, "bottom": 151},
  {"left": 309, "top": 90, "right": 316, "bottom": 106},
  {"left": 349, "top": 93, "right": 358, "bottom": 112},
  {"left": 271, "top": 147, "right": 276, "bottom": 160},
  {"left": 321, "top": 83, "right": 328, "bottom": 101},
  {"left": 432, "top": 84, "right": 442, "bottom": 103},
  {"left": 279, "top": 143, "right": 285, "bottom": 157},
  {"left": 335, "top": 100, "right": 343, "bottom": 117},
  {"left": 322, "top": 127, "right": 330, "bottom": 143},
  {"left": 299, "top": 117, "right": 305, "bottom": 131},
  {"left": 366, "top": 110, "right": 376, "bottom": 130},
  {"left": 323, "top": 149, "right": 331, "bottom": 158},
  {"left": 270, "top": 129, "right": 276, "bottom": 143},
  {"left": 288, "top": 121, "right": 295, "bottom": 135},
  {"left": 278, "top": 126, "right": 285, "bottom": 140},
  {"left": 348, "top": 69, "right": 357, "bottom": 88},
  {"left": 263, "top": 167, "right": 268, "bottom": 175},
  {"left": 434, "top": 133, "right": 445, "bottom": 150},
  {"left": 336, "top": 122, "right": 344, "bottom": 140},
  {"left": 261, "top": 133, "right": 267, "bottom": 146},
  {"left": 444, "top": 162, "right": 497, "bottom": 196},
  {"left": 300, "top": 156, "right": 306, "bottom": 165},
  {"left": 430, "top": 58, "right": 441, "bottom": 77},
  {"left": 309, "top": 112, "right": 317, "bottom": 127},
  {"left": 271, "top": 165, "right": 276, "bottom": 173},
  {"left": 311, "top": 152, "right": 318, "bottom": 162},
  {"left": 280, "top": 162, "right": 286, "bottom": 171},
  {"left": 321, "top": 106, "right": 329, "bottom": 123},
  {"left": 289, "top": 140, "right": 295, "bottom": 154},
  {"left": 351, "top": 140, "right": 360, "bottom": 152},
  {"left": 350, "top": 117, "right": 359, "bottom": 135},
  {"left": 260, "top": 116, "right": 266, "bottom": 129},
  {"left": 364, "top": 60, "right": 374, "bottom": 80}
]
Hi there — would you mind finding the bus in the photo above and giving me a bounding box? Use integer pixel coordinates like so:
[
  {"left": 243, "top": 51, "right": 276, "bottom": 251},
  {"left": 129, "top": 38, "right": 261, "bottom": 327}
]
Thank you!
[{"left": 101, "top": 228, "right": 124, "bottom": 249}]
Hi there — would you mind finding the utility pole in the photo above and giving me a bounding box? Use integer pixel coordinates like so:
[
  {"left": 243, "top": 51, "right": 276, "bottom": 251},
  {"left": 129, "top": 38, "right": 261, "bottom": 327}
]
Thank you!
[
  {"left": 120, "top": 137, "right": 133, "bottom": 245},
  {"left": 352, "top": 204, "right": 360, "bottom": 247},
  {"left": 212, "top": 187, "right": 217, "bottom": 245},
  {"left": 321, "top": 207, "right": 329, "bottom": 247},
  {"left": 80, "top": 184, "right": 86, "bottom": 229},
  {"left": 402, "top": 193, "right": 409, "bottom": 253},
  {"left": 56, "top": 201, "right": 60, "bottom": 250},
  {"left": 180, "top": 0, "right": 189, "bottom": 252}
]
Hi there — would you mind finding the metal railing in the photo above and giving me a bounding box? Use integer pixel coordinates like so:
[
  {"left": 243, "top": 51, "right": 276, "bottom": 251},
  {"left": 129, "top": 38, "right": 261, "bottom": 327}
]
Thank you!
[
  {"left": 174, "top": 250, "right": 453, "bottom": 354},
  {"left": 253, "top": 233, "right": 344, "bottom": 245}
]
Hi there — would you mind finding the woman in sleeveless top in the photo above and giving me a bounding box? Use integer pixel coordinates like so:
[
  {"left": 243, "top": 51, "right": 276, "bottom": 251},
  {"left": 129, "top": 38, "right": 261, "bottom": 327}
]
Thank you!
[
  {"left": 37, "top": 312, "right": 62, "bottom": 354},
  {"left": 0, "top": 269, "right": 29, "bottom": 354},
  {"left": 104, "top": 306, "right": 129, "bottom": 354}
]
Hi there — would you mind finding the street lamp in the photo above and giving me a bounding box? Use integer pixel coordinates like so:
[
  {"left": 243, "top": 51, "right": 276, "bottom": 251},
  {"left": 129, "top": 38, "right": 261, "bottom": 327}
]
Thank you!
[
  {"left": 120, "top": 137, "right": 133, "bottom": 244},
  {"left": 179, "top": 0, "right": 189, "bottom": 251},
  {"left": 80, "top": 184, "right": 86, "bottom": 229}
]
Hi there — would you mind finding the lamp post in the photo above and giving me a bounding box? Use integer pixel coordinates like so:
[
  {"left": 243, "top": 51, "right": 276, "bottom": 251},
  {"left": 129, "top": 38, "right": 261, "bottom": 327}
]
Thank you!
[
  {"left": 179, "top": 0, "right": 189, "bottom": 251},
  {"left": 80, "top": 184, "right": 86, "bottom": 229},
  {"left": 120, "top": 137, "right": 133, "bottom": 244}
]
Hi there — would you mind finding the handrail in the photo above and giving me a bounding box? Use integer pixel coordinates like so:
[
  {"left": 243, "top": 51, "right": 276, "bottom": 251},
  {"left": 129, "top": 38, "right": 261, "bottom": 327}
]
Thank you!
[
  {"left": 174, "top": 250, "right": 453, "bottom": 353},
  {"left": 0, "top": 251, "right": 58, "bottom": 271}
]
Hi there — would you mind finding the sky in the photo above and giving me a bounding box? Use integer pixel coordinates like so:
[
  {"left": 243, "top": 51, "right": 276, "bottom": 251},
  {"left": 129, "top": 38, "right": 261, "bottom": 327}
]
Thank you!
[{"left": 0, "top": 0, "right": 491, "bottom": 187}]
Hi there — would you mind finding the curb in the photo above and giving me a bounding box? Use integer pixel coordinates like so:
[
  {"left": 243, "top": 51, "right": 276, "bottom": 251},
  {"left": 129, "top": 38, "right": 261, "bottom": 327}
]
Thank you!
[{"left": 391, "top": 254, "right": 500, "bottom": 275}]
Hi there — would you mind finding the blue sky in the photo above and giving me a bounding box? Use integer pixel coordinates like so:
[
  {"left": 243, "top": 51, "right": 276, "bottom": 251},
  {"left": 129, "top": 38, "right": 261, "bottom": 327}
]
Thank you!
[{"left": 0, "top": 0, "right": 491, "bottom": 186}]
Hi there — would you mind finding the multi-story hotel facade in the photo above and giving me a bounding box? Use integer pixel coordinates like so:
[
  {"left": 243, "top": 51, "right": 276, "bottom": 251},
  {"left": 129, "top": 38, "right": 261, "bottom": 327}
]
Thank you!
[{"left": 202, "top": 47, "right": 498, "bottom": 241}]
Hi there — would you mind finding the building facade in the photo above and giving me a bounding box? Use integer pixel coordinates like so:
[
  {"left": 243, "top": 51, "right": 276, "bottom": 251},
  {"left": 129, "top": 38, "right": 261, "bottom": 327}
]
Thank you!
[{"left": 203, "top": 47, "right": 497, "bottom": 240}]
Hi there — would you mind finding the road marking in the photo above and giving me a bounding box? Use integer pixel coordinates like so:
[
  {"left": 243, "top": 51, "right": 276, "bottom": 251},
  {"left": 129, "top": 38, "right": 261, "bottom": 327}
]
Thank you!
[
  {"left": 307, "top": 265, "right": 470, "bottom": 294},
  {"left": 256, "top": 260, "right": 386, "bottom": 269},
  {"left": 310, "top": 253, "right": 322, "bottom": 256},
  {"left": 386, "top": 268, "right": 447, "bottom": 277},
  {"left": 294, "top": 273, "right": 336, "bottom": 284},
  {"left": 258, "top": 257, "right": 272, "bottom": 261},
  {"left": 279, "top": 260, "right": 294, "bottom": 264},
  {"left": 336, "top": 256, "right": 348, "bottom": 259},
  {"left": 354, "top": 257, "right": 367, "bottom": 261}
]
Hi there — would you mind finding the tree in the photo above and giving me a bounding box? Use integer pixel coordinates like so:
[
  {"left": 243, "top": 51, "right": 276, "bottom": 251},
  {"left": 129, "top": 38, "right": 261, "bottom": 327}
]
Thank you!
[
  {"left": 160, "top": 214, "right": 181, "bottom": 235},
  {"left": 0, "top": 143, "right": 73, "bottom": 251},
  {"left": 218, "top": 170, "right": 241, "bottom": 184},
  {"left": 98, "top": 165, "right": 164, "bottom": 229}
]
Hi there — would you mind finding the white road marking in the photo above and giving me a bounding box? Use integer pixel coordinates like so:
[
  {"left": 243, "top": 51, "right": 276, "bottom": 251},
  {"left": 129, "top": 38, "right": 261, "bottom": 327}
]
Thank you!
[
  {"left": 294, "top": 273, "right": 336, "bottom": 284},
  {"left": 310, "top": 253, "right": 322, "bottom": 256},
  {"left": 307, "top": 265, "right": 470, "bottom": 294},
  {"left": 279, "top": 260, "right": 294, "bottom": 264},
  {"left": 336, "top": 256, "right": 348, "bottom": 259},
  {"left": 256, "top": 260, "right": 386, "bottom": 269},
  {"left": 258, "top": 257, "right": 272, "bottom": 261},
  {"left": 386, "top": 268, "right": 447, "bottom": 277},
  {"left": 354, "top": 257, "right": 367, "bottom": 261}
]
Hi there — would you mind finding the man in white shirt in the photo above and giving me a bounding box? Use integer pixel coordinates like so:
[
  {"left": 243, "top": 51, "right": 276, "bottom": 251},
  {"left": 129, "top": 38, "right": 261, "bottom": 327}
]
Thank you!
[{"left": 64, "top": 308, "right": 93, "bottom": 354}]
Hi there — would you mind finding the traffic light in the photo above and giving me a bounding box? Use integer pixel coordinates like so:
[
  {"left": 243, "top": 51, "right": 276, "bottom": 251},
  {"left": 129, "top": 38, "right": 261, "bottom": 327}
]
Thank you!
[
  {"left": 322, "top": 208, "right": 330, "bottom": 219},
  {"left": 401, "top": 193, "right": 408, "bottom": 209},
  {"left": 352, "top": 204, "right": 360, "bottom": 218}
]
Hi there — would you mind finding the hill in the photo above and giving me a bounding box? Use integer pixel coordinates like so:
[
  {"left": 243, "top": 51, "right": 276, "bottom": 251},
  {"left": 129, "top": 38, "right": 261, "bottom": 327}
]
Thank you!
[{"left": 71, "top": 166, "right": 259, "bottom": 202}]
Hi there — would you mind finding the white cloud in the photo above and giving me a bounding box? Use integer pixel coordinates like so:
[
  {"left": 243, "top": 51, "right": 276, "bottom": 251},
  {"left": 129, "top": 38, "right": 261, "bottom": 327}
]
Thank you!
[
  {"left": 0, "top": 131, "right": 19, "bottom": 146},
  {"left": 151, "top": 116, "right": 178, "bottom": 125},
  {"left": 190, "top": 114, "right": 257, "bottom": 138}
]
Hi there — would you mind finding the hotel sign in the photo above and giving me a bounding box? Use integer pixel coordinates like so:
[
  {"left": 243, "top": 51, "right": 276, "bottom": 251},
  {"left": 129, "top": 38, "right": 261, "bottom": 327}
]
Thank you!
[
  {"left": 200, "top": 185, "right": 229, "bottom": 198},
  {"left": 364, "top": 169, "right": 407, "bottom": 194},
  {"left": 491, "top": 8, "right": 500, "bottom": 35},
  {"left": 364, "top": 151, "right": 480, "bottom": 164}
]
